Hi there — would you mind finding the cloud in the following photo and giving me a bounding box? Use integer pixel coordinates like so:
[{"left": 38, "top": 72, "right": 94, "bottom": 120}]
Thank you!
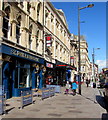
[{"left": 96, "top": 60, "right": 106, "bottom": 71}]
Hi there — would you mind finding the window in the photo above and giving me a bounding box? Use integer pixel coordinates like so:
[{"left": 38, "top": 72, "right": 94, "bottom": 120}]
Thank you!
[
  {"left": 60, "top": 26, "right": 63, "bottom": 33},
  {"left": 36, "top": 30, "right": 39, "bottom": 50},
  {"left": 16, "top": 15, "right": 21, "bottom": 44},
  {"left": 29, "top": 24, "right": 32, "bottom": 49},
  {"left": 37, "top": 3, "right": 41, "bottom": 21},
  {"left": 56, "top": 20, "right": 59, "bottom": 28},
  {"left": 45, "top": 11, "right": 48, "bottom": 26},
  {"left": 3, "top": 16, "right": 9, "bottom": 38},
  {"left": 27, "top": 2, "right": 31, "bottom": 14},
  {"left": 15, "top": 61, "right": 31, "bottom": 88},
  {"left": 51, "top": 14, "right": 54, "bottom": 22}
]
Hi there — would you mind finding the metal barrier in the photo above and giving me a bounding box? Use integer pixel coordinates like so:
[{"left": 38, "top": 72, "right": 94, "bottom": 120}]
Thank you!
[
  {"left": 46, "top": 85, "right": 61, "bottom": 93},
  {"left": 42, "top": 87, "right": 55, "bottom": 100},
  {"left": 0, "top": 93, "right": 6, "bottom": 115},
  {"left": 0, "top": 85, "right": 6, "bottom": 115},
  {"left": 20, "top": 90, "right": 33, "bottom": 109}
]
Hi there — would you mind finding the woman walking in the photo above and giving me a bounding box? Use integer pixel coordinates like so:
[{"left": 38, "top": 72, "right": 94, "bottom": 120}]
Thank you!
[
  {"left": 65, "top": 81, "right": 71, "bottom": 94},
  {"left": 72, "top": 80, "right": 78, "bottom": 95}
]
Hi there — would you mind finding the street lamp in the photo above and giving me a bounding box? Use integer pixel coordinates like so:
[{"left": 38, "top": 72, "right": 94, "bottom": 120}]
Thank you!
[
  {"left": 78, "top": 4, "right": 94, "bottom": 95},
  {"left": 92, "top": 48, "right": 100, "bottom": 83}
]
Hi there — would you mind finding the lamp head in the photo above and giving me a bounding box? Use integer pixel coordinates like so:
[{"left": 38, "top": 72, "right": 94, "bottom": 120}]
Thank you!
[
  {"left": 96, "top": 48, "right": 100, "bottom": 50},
  {"left": 87, "top": 4, "right": 94, "bottom": 8}
]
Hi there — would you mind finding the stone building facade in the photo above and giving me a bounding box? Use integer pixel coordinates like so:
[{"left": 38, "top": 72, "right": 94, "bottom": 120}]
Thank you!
[
  {"left": 0, "top": 1, "right": 72, "bottom": 98},
  {"left": 0, "top": 1, "right": 97, "bottom": 98}
]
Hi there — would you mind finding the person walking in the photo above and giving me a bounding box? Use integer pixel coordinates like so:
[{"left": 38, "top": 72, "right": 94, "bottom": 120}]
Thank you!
[
  {"left": 86, "top": 79, "right": 89, "bottom": 87},
  {"left": 65, "top": 81, "right": 71, "bottom": 94},
  {"left": 71, "top": 80, "right": 78, "bottom": 95}
]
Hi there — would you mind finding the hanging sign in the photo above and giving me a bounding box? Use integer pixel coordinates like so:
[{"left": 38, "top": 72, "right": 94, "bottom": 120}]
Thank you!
[
  {"left": 70, "top": 56, "right": 74, "bottom": 65},
  {"left": 46, "top": 34, "right": 52, "bottom": 47},
  {"left": 46, "top": 63, "right": 53, "bottom": 68}
]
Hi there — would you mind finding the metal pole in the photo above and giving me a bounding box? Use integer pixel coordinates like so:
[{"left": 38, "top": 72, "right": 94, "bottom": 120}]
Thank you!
[
  {"left": 78, "top": 5, "right": 81, "bottom": 95},
  {"left": 92, "top": 48, "right": 95, "bottom": 82}
]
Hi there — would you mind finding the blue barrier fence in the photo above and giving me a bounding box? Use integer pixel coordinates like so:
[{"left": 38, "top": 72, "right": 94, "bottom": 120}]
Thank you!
[
  {"left": 21, "top": 90, "right": 33, "bottom": 109},
  {"left": 0, "top": 85, "right": 6, "bottom": 115},
  {"left": 46, "top": 85, "right": 61, "bottom": 93},
  {"left": 42, "top": 87, "right": 55, "bottom": 100}
]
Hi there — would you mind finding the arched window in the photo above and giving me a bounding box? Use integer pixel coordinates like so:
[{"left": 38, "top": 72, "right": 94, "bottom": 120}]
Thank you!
[
  {"left": 27, "top": 2, "right": 31, "bottom": 14},
  {"left": 29, "top": 24, "right": 32, "bottom": 49},
  {"left": 2, "top": 6, "right": 10, "bottom": 38},
  {"left": 36, "top": 30, "right": 39, "bottom": 50},
  {"left": 16, "top": 15, "right": 21, "bottom": 44}
]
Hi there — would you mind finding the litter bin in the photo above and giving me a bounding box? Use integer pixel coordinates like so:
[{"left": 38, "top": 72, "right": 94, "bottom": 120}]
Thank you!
[{"left": 93, "top": 83, "right": 96, "bottom": 88}]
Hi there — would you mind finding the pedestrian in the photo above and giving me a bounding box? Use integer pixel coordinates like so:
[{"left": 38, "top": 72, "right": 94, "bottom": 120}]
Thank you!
[
  {"left": 86, "top": 79, "right": 89, "bottom": 87},
  {"left": 65, "top": 81, "right": 71, "bottom": 94},
  {"left": 71, "top": 80, "right": 78, "bottom": 95}
]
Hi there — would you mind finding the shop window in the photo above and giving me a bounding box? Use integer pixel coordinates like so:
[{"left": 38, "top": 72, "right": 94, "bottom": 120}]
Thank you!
[
  {"left": 19, "top": 68, "right": 29, "bottom": 88},
  {"left": 15, "top": 61, "right": 31, "bottom": 88}
]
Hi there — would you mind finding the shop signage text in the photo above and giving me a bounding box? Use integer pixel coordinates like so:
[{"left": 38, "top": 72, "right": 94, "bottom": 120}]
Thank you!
[
  {"left": 11, "top": 50, "right": 39, "bottom": 62},
  {"left": 46, "top": 63, "right": 53, "bottom": 68},
  {"left": 2, "top": 44, "right": 44, "bottom": 64}
]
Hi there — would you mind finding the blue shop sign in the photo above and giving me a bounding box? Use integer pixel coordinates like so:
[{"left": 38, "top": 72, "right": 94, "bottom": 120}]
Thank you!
[{"left": 2, "top": 44, "right": 44, "bottom": 64}]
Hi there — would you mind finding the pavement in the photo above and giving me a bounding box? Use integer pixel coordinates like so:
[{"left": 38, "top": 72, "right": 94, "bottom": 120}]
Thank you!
[{"left": 1, "top": 83, "right": 108, "bottom": 119}]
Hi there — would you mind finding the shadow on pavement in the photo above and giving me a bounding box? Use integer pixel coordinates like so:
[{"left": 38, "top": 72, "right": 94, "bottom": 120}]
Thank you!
[
  {"left": 79, "top": 93, "right": 97, "bottom": 104},
  {"left": 5, "top": 107, "right": 15, "bottom": 114}
]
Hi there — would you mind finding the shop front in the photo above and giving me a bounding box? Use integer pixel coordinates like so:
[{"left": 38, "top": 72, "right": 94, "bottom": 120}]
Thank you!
[
  {"left": 44, "top": 61, "right": 55, "bottom": 85},
  {"left": 55, "top": 60, "right": 77, "bottom": 86},
  {"left": 1, "top": 44, "right": 44, "bottom": 98},
  {"left": 55, "top": 60, "right": 68, "bottom": 86}
]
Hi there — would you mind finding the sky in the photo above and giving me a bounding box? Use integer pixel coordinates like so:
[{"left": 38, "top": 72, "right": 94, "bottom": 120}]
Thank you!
[{"left": 52, "top": 2, "right": 106, "bottom": 71}]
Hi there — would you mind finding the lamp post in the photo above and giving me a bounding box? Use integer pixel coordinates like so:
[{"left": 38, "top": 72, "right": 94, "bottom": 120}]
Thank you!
[
  {"left": 78, "top": 4, "right": 94, "bottom": 95},
  {"left": 92, "top": 48, "right": 100, "bottom": 83}
]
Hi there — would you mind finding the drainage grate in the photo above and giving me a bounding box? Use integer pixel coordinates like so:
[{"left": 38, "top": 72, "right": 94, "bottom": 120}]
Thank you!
[{"left": 48, "top": 113, "right": 62, "bottom": 117}]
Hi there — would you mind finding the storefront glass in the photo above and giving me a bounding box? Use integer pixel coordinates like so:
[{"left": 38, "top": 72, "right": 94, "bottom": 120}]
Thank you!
[{"left": 15, "top": 60, "right": 31, "bottom": 88}]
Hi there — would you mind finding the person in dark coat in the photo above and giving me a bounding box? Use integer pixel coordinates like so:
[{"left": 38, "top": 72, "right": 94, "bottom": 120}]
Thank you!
[{"left": 86, "top": 79, "right": 89, "bottom": 87}]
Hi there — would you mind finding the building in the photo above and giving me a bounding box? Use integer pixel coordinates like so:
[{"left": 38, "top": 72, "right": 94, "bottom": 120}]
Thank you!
[
  {"left": 0, "top": 1, "right": 73, "bottom": 98},
  {"left": 80, "top": 36, "right": 91, "bottom": 82},
  {"left": 0, "top": 1, "right": 46, "bottom": 98},
  {"left": 0, "top": 1, "right": 96, "bottom": 99},
  {"left": 70, "top": 34, "right": 78, "bottom": 82},
  {"left": 43, "top": 2, "right": 71, "bottom": 86}
]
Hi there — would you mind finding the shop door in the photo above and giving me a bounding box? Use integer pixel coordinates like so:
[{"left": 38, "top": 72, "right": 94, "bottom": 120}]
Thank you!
[{"left": 3, "top": 62, "right": 13, "bottom": 98}]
